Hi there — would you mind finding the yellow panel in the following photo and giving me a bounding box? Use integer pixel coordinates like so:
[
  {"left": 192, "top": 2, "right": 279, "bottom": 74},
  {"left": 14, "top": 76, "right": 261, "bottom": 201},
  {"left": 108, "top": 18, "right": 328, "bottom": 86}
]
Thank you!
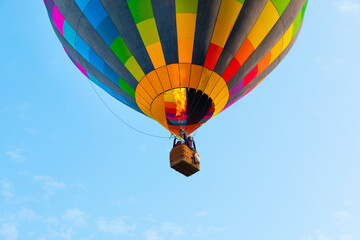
[
  {"left": 213, "top": 93, "right": 229, "bottom": 117},
  {"left": 146, "top": 70, "right": 163, "bottom": 94},
  {"left": 211, "top": 20, "right": 232, "bottom": 47},
  {"left": 164, "top": 89, "right": 175, "bottom": 102},
  {"left": 140, "top": 77, "right": 157, "bottom": 101},
  {"left": 124, "top": 56, "right": 145, "bottom": 82},
  {"left": 156, "top": 66, "right": 172, "bottom": 91},
  {"left": 210, "top": 81, "right": 225, "bottom": 101},
  {"left": 179, "top": 63, "right": 191, "bottom": 88},
  {"left": 189, "top": 64, "right": 203, "bottom": 89},
  {"left": 282, "top": 24, "right": 293, "bottom": 51},
  {"left": 217, "top": 0, "right": 242, "bottom": 24},
  {"left": 136, "top": 18, "right": 160, "bottom": 46},
  {"left": 176, "top": 13, "right": 196, "bottom": 38},
  {"left": 146, "top": 42, "right": 166, "bottom": 69},
  {"left": 150, "top": 95, "right": 168, "bottom": 128},
  {"left": 136, "top": 84, "right": 152, "bottom": 105},
  {"left": 247, "top": 20, "right": 268, "bottom": 48},
  {"left": 167, "top": 64, "right": 180, "bottom": 88},
  {"left": 270, "top": 37, "right": 283, "bottom": 63},
  {"left": 258, "top": 1, "right": 279, "bottom": 31},
  {"left": 247, "top": 1, "right": 279, "bottom": 48},
  {"left": 204, "top": 73, "right": 221, "bottom": 97},
  {"left": 197, "top": 68, "right": 212, "bottom": 92}
]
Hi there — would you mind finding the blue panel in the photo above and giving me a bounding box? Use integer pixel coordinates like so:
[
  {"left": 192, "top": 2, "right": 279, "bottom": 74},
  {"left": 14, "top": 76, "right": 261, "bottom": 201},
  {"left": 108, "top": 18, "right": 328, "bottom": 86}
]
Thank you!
[
  {"left": 97, "top": 16, "right": 119, "bottom": 46},
  {"left": 88, "top": 73, "right": 142, "bottom": 113},
  {"left": 75, "top": 35, "right": 90, "bottom": 59},
  {"left": 83, "top": 0, "right": 108, "bottom": 28},
  {"left": 63, "top": 21, "right": 77, "bottom": 47},
  {"left": 102, "top": 64, "right": 119, "bottom": 84},
  {"left": 74, "top": 0, "right": 91, "bottom": 11},
  {"left": 88, "top": 49, "right": 105, "bottom": 71}
]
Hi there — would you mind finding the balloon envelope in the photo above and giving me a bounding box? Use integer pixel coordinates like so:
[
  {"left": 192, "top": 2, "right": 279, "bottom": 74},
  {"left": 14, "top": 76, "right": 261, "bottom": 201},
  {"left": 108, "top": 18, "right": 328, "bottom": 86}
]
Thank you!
[{"left": 44, "top": 0, "right": 307, "bottom": 136}]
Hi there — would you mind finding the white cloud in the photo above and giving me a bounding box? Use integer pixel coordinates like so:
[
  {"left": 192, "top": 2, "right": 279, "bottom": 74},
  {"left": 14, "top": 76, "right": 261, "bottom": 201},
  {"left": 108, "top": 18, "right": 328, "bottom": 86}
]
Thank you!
[
  {"left": 18, "top": 208, "right": 37, "bottom": 220},
  {"left": 5, "top": 149, "right": 26, "bottom": 163},
  {"left": 33, "top": 176, "right": 66, "bottom": 193},
  {"left": 0, "top": 223, "right": 18, "bottom": 240},
  {"left": 97, "top": 217, "right": 136, "bottom": 234},
  {"left": 161, "top": 223, "right": 184, "bottom": 236},
  {"left": 340, "top": 235, "right": 353, "bottom": 240},
  {"left": 194, "top": 210, "right": 208, "bottom": 217},
  {"left": 316, "top": 230, "right": 331, "bottom": 240},
  {"left": 333, "top": 0, "right": 360, "bottom": 13},
  {"left": 333, "top": 210, "right": 352, "bottom": 224},
  {"left": 25, "top": 128, "right": 38, "bottom": 135},
  {"left": 1, "top": 179, "right": 14, "bottom": 198},
  {"left": 193, "top": 225, "right": 227, "bottom": 237},
  {"left": 62, "top": 209, "right": 88, "bottom": 228},
  {"left": 143, "top": 229, "right": 162, "bottom": 240}
]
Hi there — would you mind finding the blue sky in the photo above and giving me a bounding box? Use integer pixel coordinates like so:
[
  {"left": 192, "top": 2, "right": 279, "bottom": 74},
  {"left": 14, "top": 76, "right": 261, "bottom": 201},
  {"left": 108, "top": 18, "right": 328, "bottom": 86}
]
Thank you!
[{"left": 0, "top": 0, "right": 360, "bottom": 240}]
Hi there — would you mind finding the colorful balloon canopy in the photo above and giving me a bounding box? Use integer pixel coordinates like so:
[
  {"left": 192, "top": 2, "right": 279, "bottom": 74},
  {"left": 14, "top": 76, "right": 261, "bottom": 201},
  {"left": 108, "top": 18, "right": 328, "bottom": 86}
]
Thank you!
[{"left": 44, "top": 0, "right": 307, "bottom": 136}]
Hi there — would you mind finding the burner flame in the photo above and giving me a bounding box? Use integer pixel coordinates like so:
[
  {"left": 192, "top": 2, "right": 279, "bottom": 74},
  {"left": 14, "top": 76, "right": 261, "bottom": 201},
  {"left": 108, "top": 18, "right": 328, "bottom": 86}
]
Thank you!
[{"left": 173, "top": 88, "right": 187, "bottom": 119}]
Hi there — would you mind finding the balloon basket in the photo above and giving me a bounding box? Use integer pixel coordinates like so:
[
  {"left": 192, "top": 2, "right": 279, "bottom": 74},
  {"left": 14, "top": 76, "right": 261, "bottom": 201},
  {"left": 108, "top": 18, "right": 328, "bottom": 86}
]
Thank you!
[{"left": 170, "top": 144, "right": 200, "bottom": 177}]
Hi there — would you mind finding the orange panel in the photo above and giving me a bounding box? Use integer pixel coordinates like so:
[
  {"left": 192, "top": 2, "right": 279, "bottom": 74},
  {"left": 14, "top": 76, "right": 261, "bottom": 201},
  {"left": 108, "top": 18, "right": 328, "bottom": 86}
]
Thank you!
[
  {"left": 150, "top": 95, "right": 168, "bottom": 129},
  {"left": 257, "top": 51, "right": 271, "bottom": 73},
  {"left": 140, "top": 77, "right": 157, "bottom": 101},
  {"left": 167, "top": 64, "right": 180, "bottom": 88},
  {"left": 146, "top": 42, "right": 166, "bottom": 68},
  {"left": 234, "top": 38, "right": 255, "bottom": 66},
  {"left": 156, "top": 66, "right": 172, "bottom": 91},
  {"left": 179, "top": 63, "right": 191, "bottom": 88},
  {"left": 136, "top": 84, "right": 152, "bottom": 105},
  {"left": 146, "top": 70, "right": 164, "bottom": 94},
  {"left": 189, "top": 65, "right": 203, "bottom": 89},
  {"left": 178, "top": 38, "right": 195, "bottom": 63}
]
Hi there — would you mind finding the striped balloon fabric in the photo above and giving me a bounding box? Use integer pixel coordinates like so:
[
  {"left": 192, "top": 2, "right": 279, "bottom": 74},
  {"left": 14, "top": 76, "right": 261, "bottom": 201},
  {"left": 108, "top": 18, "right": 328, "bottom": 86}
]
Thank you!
[{"left": 44, "top": 0, "right": 307, "bottom": 136}]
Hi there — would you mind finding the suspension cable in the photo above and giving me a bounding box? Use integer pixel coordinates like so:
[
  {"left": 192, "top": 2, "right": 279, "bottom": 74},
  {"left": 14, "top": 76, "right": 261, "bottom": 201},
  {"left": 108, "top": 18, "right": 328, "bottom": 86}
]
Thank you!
[{"left": 88, "top": 80, "right": 172, "bottom": 139}]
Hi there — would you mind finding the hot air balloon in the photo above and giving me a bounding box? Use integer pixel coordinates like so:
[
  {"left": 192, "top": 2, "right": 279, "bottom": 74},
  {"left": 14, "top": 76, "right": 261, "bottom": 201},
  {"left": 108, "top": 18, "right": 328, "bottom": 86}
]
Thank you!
[{"left": 44, "top": 0, "right": 307, "bottom": 176}]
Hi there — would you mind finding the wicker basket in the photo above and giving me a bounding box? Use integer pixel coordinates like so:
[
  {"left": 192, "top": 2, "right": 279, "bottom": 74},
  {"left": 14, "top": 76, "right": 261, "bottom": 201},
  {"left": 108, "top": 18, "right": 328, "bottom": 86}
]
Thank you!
[{"left": 170, "top": 144, "right": 200, "bottom": 177}]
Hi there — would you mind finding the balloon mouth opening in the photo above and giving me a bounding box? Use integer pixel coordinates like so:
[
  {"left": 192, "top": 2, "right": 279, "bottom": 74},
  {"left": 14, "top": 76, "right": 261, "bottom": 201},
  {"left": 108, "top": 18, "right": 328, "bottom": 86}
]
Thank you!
[
  {"left": 162, "top": 88, "right": 215, "bottom": 127},
  {"left": 135, "top": 64, "right": 230, "bottom": 135}
]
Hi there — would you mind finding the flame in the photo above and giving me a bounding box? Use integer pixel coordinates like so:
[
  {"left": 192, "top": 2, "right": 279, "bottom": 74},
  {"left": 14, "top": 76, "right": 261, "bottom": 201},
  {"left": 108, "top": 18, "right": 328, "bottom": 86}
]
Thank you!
[{"left": 173, "top": 88, "right": 187, "bottom": 118}]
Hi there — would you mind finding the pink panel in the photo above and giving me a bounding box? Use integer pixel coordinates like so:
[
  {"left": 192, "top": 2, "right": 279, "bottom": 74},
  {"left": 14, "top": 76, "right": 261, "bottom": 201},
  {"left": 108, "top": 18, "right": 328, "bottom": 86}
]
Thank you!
[
  {"left": 76, "top": 62, "right": 89, "bottom": 78},
  {"left": 52, "top": 6, "right": 65, "bottom": 35}
]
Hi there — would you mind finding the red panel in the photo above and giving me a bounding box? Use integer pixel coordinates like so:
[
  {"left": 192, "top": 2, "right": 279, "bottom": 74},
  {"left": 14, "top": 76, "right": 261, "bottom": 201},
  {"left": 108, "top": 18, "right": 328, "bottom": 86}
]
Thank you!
[
  {"left": 244, "top": 65, "right": 258, "bottom": 86},
  {"left": 204, "top": 43, "right": 223, "bottom": 70},
  {"left": 165, "top": 107, "right": 177, "bottom": 114},
  {"left": 222, "top": 58, "right": 241, "bottom": 83}
]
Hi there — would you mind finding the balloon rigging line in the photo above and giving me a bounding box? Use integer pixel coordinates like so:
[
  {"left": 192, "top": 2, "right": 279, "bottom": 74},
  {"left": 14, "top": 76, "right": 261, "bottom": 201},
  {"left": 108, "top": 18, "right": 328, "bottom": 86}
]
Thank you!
[{"left": 88, "top": 79, "right": 172, "bottom": 139}]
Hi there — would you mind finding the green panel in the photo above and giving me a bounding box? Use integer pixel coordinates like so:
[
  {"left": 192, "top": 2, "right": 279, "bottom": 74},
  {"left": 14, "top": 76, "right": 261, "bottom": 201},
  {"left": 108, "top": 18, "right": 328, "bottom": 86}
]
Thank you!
[
  {"left": 302, "top": 0, "right": 308, "bottom": 18},
  {"left": 271, "top": 0, "right": 290, "bottom": 15},
  {"left": 175, "top": 0, "right": 198, "bottom": 14},
  {"left": 292, "top": 0, "right": 308, "bottom": 38},
  {"left": 119, "top": 77, "right": 136, "bottom": 98},
  {"left": 136, "top": 18, "right": 160, "bottom": 46},
  {"left": 127, "top": 0, "right": 154, "bottom": 24},
  {"left": 111, "top": 36, "right": 132, "bottom": 64},
  {"left": 125, "top": 56, "right": 145, "bottom": 82},
  {"left": 235, "top": 0, "right": 245, "bottom": 4},
  {"left": 292, "top": 11, "right": 302, "bottom": 38}
]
